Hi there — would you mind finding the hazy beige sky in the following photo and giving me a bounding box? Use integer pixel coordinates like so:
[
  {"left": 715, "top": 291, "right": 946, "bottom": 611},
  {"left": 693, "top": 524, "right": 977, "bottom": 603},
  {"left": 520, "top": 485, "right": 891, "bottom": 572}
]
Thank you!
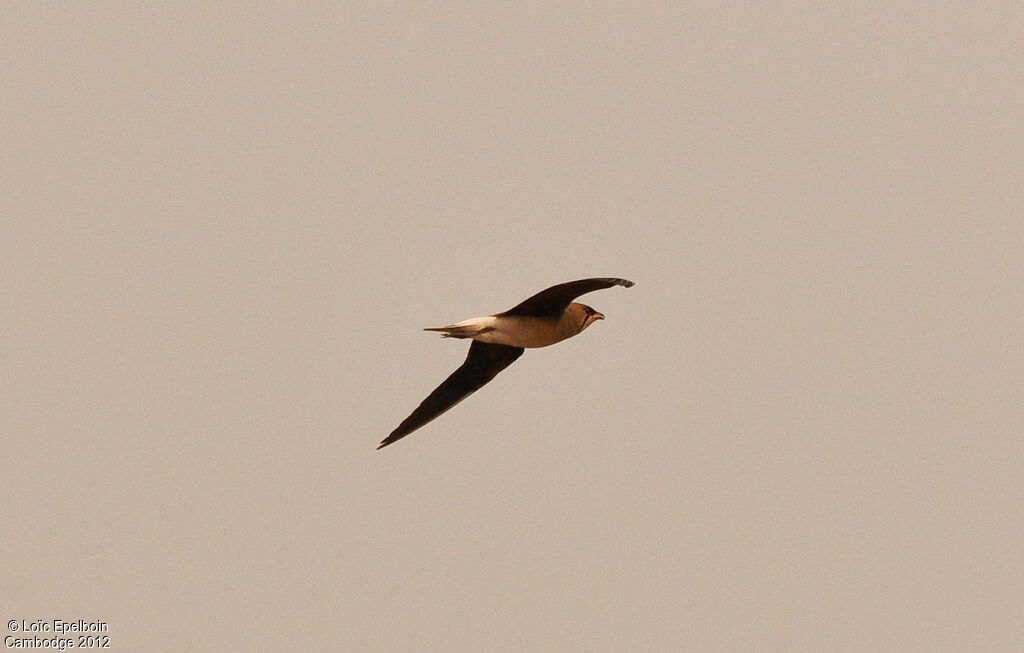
[{"left": 3, "top": 3, "right": 1022, "bottom": 651}]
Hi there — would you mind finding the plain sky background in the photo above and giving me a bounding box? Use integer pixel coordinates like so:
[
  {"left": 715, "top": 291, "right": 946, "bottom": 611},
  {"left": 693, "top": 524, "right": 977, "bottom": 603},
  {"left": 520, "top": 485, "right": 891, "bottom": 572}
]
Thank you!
[{"left": 3, "top": 3, "right": 1022, "bottom": 651}]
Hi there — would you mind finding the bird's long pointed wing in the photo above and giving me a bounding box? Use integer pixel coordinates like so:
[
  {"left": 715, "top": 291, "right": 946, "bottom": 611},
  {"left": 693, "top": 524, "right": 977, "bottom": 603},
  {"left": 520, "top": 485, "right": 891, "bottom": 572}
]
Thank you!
[
  {"left": 378, "top": 341, "right": 525, "bottom": 449},
  {"left": 499, "top": 277, "right": 634, "bottom": 318}
]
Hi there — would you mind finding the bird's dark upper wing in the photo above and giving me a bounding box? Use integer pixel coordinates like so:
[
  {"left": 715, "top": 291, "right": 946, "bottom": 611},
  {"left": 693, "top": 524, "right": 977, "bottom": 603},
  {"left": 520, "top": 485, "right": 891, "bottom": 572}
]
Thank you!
[
  {"left": 378, "top": 341, "right": 524, "bottom": 449},
  {"left": 498, "top": 277, "right": 635, "bottom": 318}
]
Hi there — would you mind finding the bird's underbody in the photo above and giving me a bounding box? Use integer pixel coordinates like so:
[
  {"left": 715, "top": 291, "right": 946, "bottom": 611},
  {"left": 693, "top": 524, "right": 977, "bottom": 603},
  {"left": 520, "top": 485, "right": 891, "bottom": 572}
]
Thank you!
[{"left": 378, "top": 277, "right": 634, "bottom": 449}]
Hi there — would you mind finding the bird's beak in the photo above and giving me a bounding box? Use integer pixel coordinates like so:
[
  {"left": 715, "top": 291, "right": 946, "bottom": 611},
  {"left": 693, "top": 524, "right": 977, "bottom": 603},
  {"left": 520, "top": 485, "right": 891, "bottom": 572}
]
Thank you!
[{"left": 593, "top": 311, "right": 605, "bottom": 321}]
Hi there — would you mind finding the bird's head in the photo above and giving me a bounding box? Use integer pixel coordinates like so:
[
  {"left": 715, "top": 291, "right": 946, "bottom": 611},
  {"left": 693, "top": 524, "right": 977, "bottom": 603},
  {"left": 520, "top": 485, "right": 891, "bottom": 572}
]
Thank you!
[{"left": 578, "top": 303, "right": 605, "bottom": 331}]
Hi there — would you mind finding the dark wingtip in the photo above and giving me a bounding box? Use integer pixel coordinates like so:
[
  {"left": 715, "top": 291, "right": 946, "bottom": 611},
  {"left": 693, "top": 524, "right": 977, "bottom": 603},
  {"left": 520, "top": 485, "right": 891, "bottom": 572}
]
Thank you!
[{"left": 619, "top": 279, "right": 635, "bottom": 288}]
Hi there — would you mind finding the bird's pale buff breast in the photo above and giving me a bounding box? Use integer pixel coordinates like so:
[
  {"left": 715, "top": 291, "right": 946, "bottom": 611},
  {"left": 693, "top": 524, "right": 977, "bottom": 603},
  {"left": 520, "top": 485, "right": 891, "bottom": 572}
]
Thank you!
[{"left": 475, "top": 304, "right": 591, "bottom": 349}]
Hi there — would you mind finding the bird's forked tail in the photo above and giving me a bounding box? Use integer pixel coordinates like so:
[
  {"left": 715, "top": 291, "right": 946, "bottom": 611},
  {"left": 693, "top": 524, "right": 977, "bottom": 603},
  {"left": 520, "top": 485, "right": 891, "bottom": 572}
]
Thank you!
[{"left": 423, "top": 317, "right": 495, "bottom": 339}]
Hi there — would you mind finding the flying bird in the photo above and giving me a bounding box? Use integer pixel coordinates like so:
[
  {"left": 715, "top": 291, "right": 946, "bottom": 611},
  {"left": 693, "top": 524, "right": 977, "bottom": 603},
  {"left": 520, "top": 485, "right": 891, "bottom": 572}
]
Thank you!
[{"left": 378, "top": 277, "right": 635, "bottom": 449}]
